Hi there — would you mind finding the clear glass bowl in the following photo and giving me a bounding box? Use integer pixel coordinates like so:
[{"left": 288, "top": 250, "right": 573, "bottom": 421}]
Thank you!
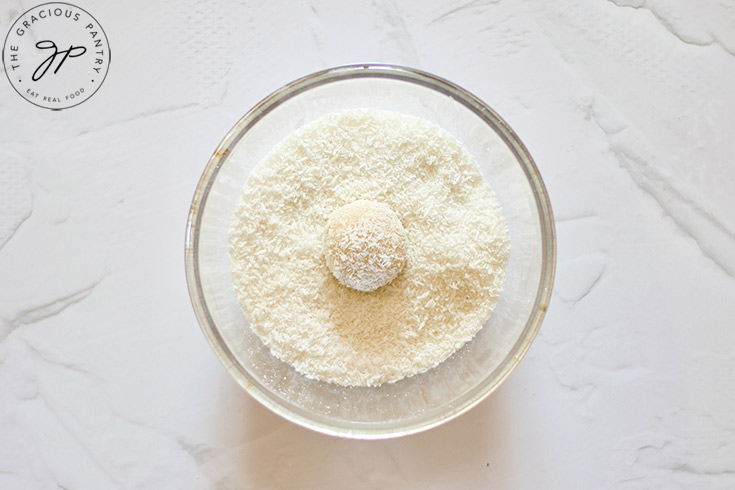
[{"left": 185, "top": 64, "right": 556, "bottom": 439}]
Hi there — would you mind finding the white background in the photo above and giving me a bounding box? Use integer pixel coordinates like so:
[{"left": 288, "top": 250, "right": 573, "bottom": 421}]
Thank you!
[{"left": 1, "top": 1, "right": 734, "bottom": 488}]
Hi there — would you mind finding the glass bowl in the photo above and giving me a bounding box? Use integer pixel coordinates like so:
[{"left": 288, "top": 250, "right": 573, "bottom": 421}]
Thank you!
[{"left": 185, "top": 64, "right": 555, "bottom": 439}]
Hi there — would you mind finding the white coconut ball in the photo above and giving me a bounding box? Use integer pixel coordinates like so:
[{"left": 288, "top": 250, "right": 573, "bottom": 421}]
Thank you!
[{"left": 324, "top": 200, "right": 407, "bottom": 292}]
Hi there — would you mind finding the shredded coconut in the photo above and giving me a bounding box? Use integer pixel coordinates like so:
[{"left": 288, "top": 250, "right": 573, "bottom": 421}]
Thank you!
[{"left": 229, "top": 108, "right": 510, "bottom": 387}]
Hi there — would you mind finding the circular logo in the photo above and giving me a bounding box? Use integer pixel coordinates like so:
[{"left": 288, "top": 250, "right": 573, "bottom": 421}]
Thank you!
[{"left": 2, "top": 2, "right": 110, "bottom": 110}]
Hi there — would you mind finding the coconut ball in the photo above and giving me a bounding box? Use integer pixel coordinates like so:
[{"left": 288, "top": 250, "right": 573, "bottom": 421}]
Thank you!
[{"left": 324, "top": 200, "right": 407, "bottom": 292}]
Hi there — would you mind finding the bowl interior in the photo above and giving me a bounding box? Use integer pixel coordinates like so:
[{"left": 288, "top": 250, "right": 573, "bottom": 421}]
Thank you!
[{"left": 187, "top": 67, "right": 554, "bottom": 438}]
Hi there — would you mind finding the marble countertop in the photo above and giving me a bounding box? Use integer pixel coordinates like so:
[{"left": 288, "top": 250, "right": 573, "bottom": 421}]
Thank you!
[{"left": 2, "top": 0, "right": 734, "bottom": 488}]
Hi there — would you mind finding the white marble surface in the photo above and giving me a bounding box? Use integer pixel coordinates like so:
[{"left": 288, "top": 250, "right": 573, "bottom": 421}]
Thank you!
[{"left": 1, "top": 0, "right": 734, "bottom": 488}]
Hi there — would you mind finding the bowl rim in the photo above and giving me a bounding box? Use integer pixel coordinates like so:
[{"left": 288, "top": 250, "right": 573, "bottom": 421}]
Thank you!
[{"left": 185, "top": 63, "right": 556, "bottom": 439}]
